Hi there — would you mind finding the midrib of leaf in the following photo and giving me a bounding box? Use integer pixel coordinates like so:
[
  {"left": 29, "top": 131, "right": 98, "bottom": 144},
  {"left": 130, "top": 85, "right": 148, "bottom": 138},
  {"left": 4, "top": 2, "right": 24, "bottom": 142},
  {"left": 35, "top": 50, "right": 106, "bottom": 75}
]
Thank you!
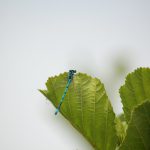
[{"left": 79, "top": 75, "right": 84, "bottom": 132}]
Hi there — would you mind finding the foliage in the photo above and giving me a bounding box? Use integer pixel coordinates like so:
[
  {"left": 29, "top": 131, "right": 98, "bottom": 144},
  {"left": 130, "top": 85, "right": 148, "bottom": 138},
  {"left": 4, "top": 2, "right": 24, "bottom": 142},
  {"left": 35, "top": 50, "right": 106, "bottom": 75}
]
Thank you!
[{"left": 40, "top": 67, "right": 150, "bottom": 150}]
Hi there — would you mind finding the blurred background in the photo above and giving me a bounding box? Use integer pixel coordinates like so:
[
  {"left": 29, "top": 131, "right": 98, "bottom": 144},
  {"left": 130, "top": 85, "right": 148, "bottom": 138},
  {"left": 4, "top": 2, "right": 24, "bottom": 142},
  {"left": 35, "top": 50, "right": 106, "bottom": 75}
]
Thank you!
[{"left": 0, "top": 0, "right": 150, "bottom": 149}]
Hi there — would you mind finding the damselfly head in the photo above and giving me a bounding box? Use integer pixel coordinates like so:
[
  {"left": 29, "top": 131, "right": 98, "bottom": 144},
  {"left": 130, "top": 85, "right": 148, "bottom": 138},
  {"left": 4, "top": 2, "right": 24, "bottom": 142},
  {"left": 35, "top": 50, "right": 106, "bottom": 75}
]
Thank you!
[
  {"left": 69, "top": 70, "right": 76, "bottom": 74},
  {"left": 68, "top": 70, "right": 76, "bottom": 79}
]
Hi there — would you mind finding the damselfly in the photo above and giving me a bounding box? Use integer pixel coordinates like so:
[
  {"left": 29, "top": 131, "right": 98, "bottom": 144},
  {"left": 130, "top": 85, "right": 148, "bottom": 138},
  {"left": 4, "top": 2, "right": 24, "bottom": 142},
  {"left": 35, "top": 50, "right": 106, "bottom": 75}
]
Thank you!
[{"left": 55, "top": 70, "right": 76, "bottom": 115}]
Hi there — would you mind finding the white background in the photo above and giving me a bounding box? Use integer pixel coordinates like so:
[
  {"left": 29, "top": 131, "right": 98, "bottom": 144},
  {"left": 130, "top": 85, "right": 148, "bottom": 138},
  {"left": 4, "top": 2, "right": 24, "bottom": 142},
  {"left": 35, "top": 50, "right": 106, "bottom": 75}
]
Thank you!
[{"left": 0, "top": 0, "right": 150, "bottom": 149}]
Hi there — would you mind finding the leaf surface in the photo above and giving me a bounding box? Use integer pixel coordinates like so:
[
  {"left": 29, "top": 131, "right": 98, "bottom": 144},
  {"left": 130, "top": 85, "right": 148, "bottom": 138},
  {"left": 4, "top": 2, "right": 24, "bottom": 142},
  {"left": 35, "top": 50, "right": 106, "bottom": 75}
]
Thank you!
[
  {"left": 120, "top": 68, "right": 150, "bottom": 122},
  {"left": 119, "top": 100, "right": 150, "bottom": 150},
  {"left": 40, "top": 72, "right": 117, "bottom": 150}
]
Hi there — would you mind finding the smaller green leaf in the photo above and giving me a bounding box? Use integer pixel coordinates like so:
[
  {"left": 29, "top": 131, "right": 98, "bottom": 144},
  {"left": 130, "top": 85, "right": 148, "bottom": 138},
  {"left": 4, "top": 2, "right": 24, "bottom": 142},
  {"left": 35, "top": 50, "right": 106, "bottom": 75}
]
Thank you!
[
  {"left": 119, "top": 67, "right": 150, "bottom": 122},
  {"left": 119, "top": 100, "right": 150, "bottom": 150}
]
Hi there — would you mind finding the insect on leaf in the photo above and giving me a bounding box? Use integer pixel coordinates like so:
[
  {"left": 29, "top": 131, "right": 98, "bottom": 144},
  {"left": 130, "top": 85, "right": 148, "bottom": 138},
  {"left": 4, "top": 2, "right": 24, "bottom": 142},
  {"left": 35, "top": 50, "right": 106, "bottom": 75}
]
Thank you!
[{"left": 39, "top": 72, "right": 117, "bottom": 150}]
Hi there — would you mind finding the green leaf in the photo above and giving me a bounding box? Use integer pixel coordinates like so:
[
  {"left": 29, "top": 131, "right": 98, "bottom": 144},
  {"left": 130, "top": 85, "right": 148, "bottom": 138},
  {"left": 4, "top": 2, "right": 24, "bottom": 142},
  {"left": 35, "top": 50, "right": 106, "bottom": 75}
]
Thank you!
[
  {"left": 40, "top": 72, "right": 117, "bottom": 150},
  {"left": 119, "top": 100, "right": 150, "bottom": 150},
  {"left": 119, "top": 67, "right": 150, "bottom": 122}
]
